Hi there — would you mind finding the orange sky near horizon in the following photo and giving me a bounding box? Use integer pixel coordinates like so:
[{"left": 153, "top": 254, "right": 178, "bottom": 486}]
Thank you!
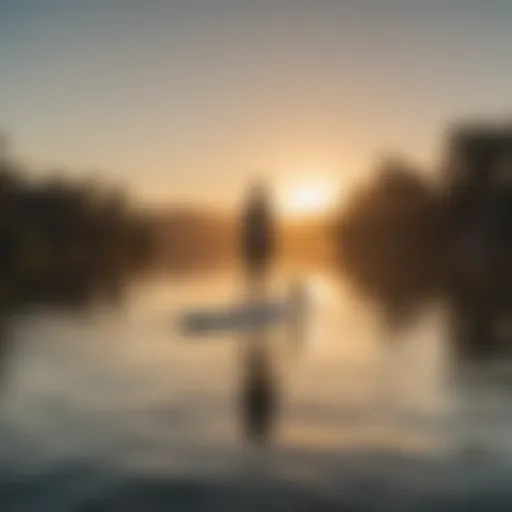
[{"left": 3, "top": 2, "right": 512, "bottom": 210}]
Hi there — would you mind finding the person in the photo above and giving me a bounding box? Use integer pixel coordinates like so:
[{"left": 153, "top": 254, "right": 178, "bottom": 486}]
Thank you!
[
  {"left": 239, "top": 181, "right": 277, "bottom": 443},
  {"left": 242, "top": 181, "right": 275, "bottom": 282}
]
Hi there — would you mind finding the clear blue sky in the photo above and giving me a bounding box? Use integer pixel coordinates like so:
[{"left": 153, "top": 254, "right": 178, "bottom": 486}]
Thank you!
[{"left": 2, "top": 1, "right": 512, "bottom": 206}]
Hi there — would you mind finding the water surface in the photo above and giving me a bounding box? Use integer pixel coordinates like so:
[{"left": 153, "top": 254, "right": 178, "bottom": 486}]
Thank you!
[{"left": 1, "top": 269, "right": 512, "bottom": 510}]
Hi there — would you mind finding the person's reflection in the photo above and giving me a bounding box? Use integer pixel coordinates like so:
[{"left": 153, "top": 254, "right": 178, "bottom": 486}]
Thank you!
[{"left": 240, "top": 338, "right": 277, "bottom": 443}]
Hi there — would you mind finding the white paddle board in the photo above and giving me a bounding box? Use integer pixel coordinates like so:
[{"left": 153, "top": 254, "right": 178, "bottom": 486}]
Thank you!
[{"left": 178, "top": 282, "right": 308, "bottom": 336}]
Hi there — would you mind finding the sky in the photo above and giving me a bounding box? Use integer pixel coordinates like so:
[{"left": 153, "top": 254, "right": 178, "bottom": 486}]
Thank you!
[{"left": 2, "top": 1, "right": 512, "bottom": 209}]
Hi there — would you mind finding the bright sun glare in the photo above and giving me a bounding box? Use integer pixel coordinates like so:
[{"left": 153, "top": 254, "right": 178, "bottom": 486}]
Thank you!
[{"left": 282, "top": 180, "right": 338, "bottom": 217}]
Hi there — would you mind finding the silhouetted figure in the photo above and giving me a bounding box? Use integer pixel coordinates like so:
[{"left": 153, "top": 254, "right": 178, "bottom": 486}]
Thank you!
[
  {"left": 242, "top": 182, "right": 275, "bottom": 282},
  {"left": 241, "top": 342, "right": 276, "bottom": 443},
  {"left": 240, "top": 182, "right": 277, "bottom": 443}
]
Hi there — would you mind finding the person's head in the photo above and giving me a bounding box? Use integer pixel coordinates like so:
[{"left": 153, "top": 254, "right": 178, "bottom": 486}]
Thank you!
[{"left": 248, "top": 179, "right": 268, "bottom": 203}]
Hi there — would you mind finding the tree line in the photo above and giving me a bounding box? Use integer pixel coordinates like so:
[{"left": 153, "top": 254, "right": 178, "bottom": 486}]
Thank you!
[{"left": 0, "top": 141, "right": 157, "bottom": 310}]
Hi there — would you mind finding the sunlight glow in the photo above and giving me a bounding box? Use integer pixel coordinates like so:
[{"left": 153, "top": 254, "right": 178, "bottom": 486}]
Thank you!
[{"left": 280, "top": 179, "right": 338, "bottom": 217}]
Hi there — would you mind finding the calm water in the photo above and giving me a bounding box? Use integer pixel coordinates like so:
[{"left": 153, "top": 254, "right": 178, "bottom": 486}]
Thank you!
[{"left": 2, "top": 268, "right": 512, "bottom": 511}]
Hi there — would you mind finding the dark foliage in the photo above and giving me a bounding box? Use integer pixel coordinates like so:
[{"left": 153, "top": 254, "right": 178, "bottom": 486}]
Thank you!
[
  {"left": 334, "top": 124, "right": 512, "bottom": 354},
  {"left": 0, "top": 152, "right": 156, "bottom": 311}
]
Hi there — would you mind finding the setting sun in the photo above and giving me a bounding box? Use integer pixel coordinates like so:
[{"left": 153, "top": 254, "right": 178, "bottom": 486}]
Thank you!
[{"left": 280, "top": 180, "right": 338, "bottom": 217}]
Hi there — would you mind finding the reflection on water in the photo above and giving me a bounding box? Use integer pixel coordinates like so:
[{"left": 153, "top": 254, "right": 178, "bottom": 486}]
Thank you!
[
  {"left": 240, "top": 339, "right": 277, "bottom": 444},
  {"left": 2, "top": 268, "right": 512, "bottom": 509}
]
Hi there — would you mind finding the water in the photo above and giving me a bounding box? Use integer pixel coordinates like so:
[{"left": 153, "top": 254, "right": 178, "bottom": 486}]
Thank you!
[{"left": 2, "top": 268, "right": 512, "bottom": 511}]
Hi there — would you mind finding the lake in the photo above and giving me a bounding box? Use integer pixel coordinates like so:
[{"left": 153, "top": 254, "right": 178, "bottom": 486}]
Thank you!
[{"left": 1, "top": 266, "right": 512, "bottom": 511}]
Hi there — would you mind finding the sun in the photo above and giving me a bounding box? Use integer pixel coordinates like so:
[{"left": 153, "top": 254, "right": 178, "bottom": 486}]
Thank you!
[{"left": 281, "top": 180, "right": 338, "bottom": 217}]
